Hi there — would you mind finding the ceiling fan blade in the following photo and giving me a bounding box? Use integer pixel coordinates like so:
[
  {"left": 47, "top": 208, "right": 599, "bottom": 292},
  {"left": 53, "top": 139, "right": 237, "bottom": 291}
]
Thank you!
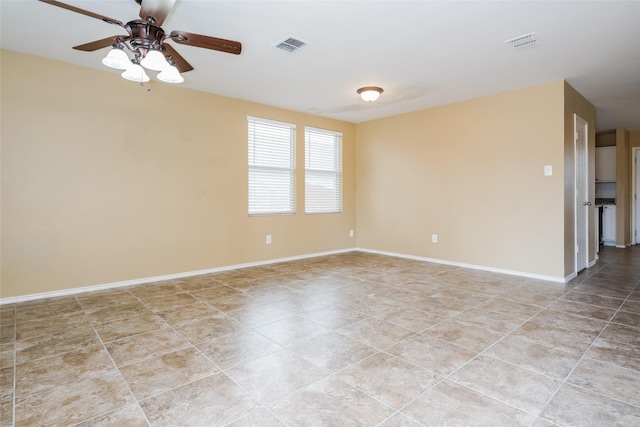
[
  {"left": 163, "top": 43, "right": 194, "bottom": 73},
  {"left": 139, "top": 0, "right": 176, "bottom": 26},
  {"left": 38, "top": 0, "right": 122, "bottom": 25},
  {"left": 170, "top": 31, "right": 242, "bottom": 55},
  {"left": 73, "top": 36, "right": 129, "bottom": 52}
]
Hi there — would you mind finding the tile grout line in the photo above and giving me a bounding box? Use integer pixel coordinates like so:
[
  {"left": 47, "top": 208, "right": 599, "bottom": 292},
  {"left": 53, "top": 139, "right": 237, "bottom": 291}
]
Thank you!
[
  {"left": 492, "top": 274, "right": 639, "bottom": 424},
  {"left": 200, "top": 276, "right": 413, "bottom": 425},
  {"left": 170, "top": 254, "right": 627, "bottom": 424},
  {"left": 288, "top": 258, "right": 632, "bottom": 422},
  {"left": 307, "top": 281, "right": 560, "bottom": 423},
  {"left": 438, "top": 282, "right": 571, "bottom": 375},
  {"left": 116, "top": 281, "right": 281, "bottom": 418},
  {"left": 534, "top": 278, "right": 640, "bottom": 422},
  {"left": 134, "top": 275, "right": 310, "bottom": 420},
  {"left": 244, "top": 307, "right": 417, "bottom": 424},
  {"left": 315, "top": 274, "right": 572, "bottom": 423},
  {"left": 81, "top": 286, "right": 231, "bottom": 424},
  {"left": 123, "top": 287, "right": 227, "bottom": 387},
  {"left": 8, "top": 249, "right": 639, "bottom": 426},
  {"left": 251, "top": 308, "right": 429, "bottom": 425},
  {"left": 382, "top": 279, "right": 578, "bottom": 424},
  {"left": 135, "top": 284, "right": 292, "bottom": 427},
  {"left": 78, "top": 293, "right": 153, "bottom": 427}
]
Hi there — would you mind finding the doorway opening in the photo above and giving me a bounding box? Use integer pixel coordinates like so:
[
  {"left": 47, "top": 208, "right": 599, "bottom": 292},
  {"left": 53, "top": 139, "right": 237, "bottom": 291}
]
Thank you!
[{"left": 574, "top": 114, "right": 590, "bottom": 273}]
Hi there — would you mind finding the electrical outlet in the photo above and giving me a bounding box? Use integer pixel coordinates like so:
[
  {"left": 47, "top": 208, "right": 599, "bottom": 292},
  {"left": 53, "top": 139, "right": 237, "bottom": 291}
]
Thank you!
[
  {"left": 266, "top": 235, "right": 272, "bottom": 244},
  {"left": 349, "top": 230, "right": 354, "bottom": 238},
  {"left": 432, "top": 234, "right": 438, "bottom": 243}
]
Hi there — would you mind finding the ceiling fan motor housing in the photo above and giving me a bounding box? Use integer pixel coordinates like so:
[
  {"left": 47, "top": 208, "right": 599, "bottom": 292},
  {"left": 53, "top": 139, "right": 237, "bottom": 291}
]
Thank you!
[{"left": 125, "top": 19, "right": 166, "bottom": 57}]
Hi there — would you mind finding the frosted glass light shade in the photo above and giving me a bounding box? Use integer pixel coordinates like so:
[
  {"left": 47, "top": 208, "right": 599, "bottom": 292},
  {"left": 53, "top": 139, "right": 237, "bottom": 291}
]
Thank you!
[
  {"left": 157, "top": 65, "right": 184, "bottom": 83},
  {"left": 140, "top": 50, "right": 169, "bottom": 71},
  {"left": 357, "top": 86, "right": 383, "bottom": 102},
  {"left": 121, "top": 64, "right": 150, "bottom": 82},
  {"left": 101, "top": 48, "right": 130, "bottom": 70}
]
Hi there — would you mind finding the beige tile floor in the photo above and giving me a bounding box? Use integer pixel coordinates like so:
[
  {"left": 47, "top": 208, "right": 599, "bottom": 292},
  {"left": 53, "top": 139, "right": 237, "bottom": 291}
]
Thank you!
[{"left": 1, "top": 246, "right": 639, "bottom": 426}]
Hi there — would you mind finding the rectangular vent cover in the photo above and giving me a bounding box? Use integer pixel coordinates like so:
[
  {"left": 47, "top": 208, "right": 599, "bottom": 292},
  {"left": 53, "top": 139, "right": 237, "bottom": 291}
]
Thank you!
[
  {"left": 504, "top": 32, "right": 540, "bottom": 51},
  {"left": 273, "top": 37, "right": 308, "bottom": 53}
]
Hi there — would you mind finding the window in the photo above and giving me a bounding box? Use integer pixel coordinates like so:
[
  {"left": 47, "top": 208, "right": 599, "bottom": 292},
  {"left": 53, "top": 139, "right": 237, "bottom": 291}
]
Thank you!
[
  {"left": 248, "top": 117, "right": 296, "bottom": 215},
  {"left": 305, "top": 127, "right": 342, "bottom": 214}
]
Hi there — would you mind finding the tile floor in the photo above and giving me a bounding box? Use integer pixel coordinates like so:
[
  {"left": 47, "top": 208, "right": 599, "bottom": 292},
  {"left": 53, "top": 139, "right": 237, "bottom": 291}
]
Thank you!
[{"left": 1, "top": 246, "right": 639, "bottom": 426}]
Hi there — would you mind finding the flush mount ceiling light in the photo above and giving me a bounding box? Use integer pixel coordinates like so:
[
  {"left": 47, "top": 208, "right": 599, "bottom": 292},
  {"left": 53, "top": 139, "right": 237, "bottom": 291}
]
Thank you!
[{"left": 357, "top": 86, "right": 384, "bottom": 102}]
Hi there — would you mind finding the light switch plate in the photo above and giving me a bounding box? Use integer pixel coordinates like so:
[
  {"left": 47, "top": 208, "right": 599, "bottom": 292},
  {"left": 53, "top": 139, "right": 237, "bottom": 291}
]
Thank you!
[{"left": 544, "top": 165, "right": 552, "bottom": 176}]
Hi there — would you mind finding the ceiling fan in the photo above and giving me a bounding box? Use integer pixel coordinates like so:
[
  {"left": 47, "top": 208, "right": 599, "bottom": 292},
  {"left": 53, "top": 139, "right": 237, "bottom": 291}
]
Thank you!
[{"left": 38, "top": 0, "right": 242, "bottom": 82}]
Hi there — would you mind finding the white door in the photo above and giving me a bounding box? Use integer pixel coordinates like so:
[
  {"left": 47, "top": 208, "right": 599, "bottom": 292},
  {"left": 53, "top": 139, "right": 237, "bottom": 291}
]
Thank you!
[{"left": 575, "top": 115, "right": 589, "bottom": 272}]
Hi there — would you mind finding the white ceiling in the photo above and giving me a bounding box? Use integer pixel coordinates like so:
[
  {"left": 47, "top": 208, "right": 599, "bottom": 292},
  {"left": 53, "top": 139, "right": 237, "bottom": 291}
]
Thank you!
[{"left": 2, "top": 1, "right": 639, "bottom": 131}]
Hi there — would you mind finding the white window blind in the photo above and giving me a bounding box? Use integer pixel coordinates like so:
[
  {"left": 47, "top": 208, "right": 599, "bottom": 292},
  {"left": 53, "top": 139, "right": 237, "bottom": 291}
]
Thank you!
[
  {"left": 305, "top": 127, "right": 342, "bottom": 214},
  {"left": 248, "top": 117, "right": 296, "bottom": 215}
]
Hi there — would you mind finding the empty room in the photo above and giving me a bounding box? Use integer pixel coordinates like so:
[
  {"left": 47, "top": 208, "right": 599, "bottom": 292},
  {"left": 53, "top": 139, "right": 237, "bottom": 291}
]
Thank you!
[{"left": 1, "top": 1, "right": 639, "bottom": 426}]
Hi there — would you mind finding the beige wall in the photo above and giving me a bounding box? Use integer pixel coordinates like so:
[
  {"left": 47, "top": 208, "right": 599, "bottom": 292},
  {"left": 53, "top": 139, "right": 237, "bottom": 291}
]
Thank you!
[
  {"left": 631, "top": 131, "right": 640, "bottom": 148},
  {"left": 563, "top": 82, "right": 597, "bottom": 276},
  {"left": 356, "top": 81, "right": 569, "bottom": 279},
  {"left": 616, "top": 129, "right": 631, "bottom": 246},
  {"left": 596, "top": 132, "right": 616, "bottom": 147},
  {"left": 1, "top": 50, "right": 356, "bottom": 299},
  {"left": 1, "top": 50, "right": 600, "bottom": 299}
]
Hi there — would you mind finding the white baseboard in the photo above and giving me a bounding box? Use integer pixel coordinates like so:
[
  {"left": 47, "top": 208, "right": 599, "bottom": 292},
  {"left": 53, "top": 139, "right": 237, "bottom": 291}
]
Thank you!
[
  {"left": 356, "top": 247, "right": 567, "bottom": 284},
  {"left": 564, "top": 272, "right": 578, "bottom": 282},
  {"left": 2, "top": 246, "right": 573, "bottom": 305},
  {"left": 565, "top": 257, "right": 599, "bottom": 283},
  {"left": 0, "top": 248, "right": 355, "bottom": 305}
]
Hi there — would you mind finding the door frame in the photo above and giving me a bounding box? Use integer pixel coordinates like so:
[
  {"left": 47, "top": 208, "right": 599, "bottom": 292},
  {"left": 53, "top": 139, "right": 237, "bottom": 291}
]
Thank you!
[
  {"left": 633, "top": 147, "right": 640, "bottom": 245},
  {"left": 574, "top": 114, "right": 590, "bottom": 273}
]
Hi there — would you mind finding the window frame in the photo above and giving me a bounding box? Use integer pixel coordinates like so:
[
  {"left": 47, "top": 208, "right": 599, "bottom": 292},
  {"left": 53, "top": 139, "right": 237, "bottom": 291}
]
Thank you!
[
  {"left": 247, "top": 116, "right": 296, "bottom": 216},
  {"left": 304, "top": 126, "right": 343, "bottom": 214}
]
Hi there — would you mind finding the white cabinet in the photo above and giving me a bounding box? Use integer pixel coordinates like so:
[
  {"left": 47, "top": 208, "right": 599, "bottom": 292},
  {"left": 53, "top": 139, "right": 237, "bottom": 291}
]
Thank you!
[
  {"left": 602, "top": 205, "right": 616, "bottom": 246},
  {"left": 596, "top": 146, "right": 616, "bottom": 182}
]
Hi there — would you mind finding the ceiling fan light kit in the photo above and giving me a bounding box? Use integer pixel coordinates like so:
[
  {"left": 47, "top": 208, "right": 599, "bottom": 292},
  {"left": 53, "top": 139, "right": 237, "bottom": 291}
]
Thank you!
[
  {"left": 357, "top": 86, "right": 384, "bottom": 102},
  {"left": 139, "top": 49, "right": 169, "bottom": 71},
  {"left": 157, "top": 64, "right": 184, "bottom": 83},
  {"left": 39, "top": 0, "right": 242, "bottom": 85},
  {"left": 101, "top": 46, "right": 130, "bottom": 70},
  {"left": 120, "top": 61, "right": 150, "bottom": 83},
  {"left": 105, "top": 44, "right": 184, "bottom": 84}
]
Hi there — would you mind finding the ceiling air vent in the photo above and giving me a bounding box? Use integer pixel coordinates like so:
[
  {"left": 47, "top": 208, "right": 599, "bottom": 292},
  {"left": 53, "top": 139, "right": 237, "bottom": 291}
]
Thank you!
[
  {"left": 504, "top": 32, "right": 541, "bottom": 51},
  {"left": 273, "top": 37, "right": 308, "bottom": 53}
]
